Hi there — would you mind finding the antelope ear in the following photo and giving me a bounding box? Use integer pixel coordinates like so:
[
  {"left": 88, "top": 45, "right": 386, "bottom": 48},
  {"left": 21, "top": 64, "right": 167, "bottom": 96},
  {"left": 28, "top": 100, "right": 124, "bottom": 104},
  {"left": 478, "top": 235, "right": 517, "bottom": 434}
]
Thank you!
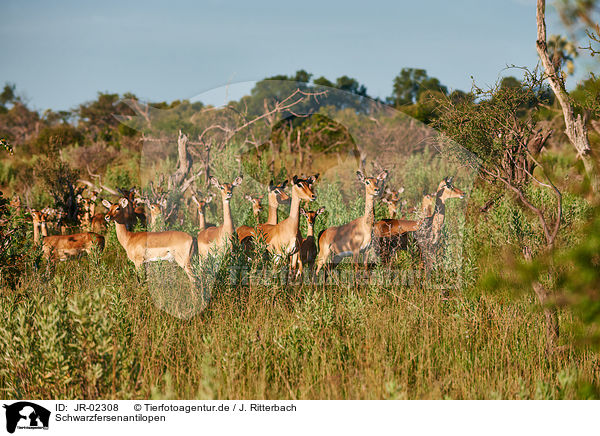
[
  {"left": 233, "top": 176, "right": 243, "bottom": 186},
  {"left": 293, "top": 175, "right": 299, "bottom": 184},
  {"left": 381, "top": 198, "right": 390, "bottom": 204},
  {"left": 398, "top": 187, "right": 405, "bottom": 194},
  {"left": 300, "top": 207, "right": 307, "bottom": 216},
  {"left": 309, "top": 173, "right": 320, "bottom": 184},
  {"left": 317, "top": 206, "right": 326, "bottom": 215},
  {"left": 377, "top": 170, "right": 388, "bottom": 181},
  {"left": 205, "top": 195, "right": 213, "bottom": 203},
  {"left": 244, "top": 194, "right": 252, "bottom": 201},
  {"left": 209, "top": 176, "right": 219, "bottom": 187},
  {"left": 281, "top": 180, "right": 288, "bottom": 188},
  {"left": 269, "top": 180, "right": 274, "bottom": 190},
  {"left": 119, "top": 198, "right": 129, "bottom": 208},
  {"left": 102, "top": 199, "right": 112, "bottom": 209},
  {"left": 356, "top": 170, "right": 365, "bottom": 182}
]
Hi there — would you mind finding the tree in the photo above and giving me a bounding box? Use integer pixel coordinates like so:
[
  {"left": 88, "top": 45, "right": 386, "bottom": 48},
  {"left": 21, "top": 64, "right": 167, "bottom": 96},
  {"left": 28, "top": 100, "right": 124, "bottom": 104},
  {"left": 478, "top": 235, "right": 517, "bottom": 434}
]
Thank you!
[
  {"left": 536, "top": 0, "right": 597, "bottom": 189},
  {"left": 389, "top": 68, "right": 448, "bottom": 106},
  {"left": 436, "top": 75, "right": 561, "bottom": 351}
]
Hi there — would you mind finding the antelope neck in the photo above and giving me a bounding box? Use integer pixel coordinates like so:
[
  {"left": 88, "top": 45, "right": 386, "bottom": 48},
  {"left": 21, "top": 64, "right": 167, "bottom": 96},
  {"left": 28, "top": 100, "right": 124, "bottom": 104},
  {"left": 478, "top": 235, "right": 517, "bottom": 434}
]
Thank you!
[
  {"left": 266, "top": 193, "right": 279, "bottom": 225},
  {"left": 221, "top": 197, "right": 234, "bottom": 233},
  {"left": 364, "top": 192, "right": 375, "bottom": 227},
  {"left": 198, "top": 208, "right": 206, "bottom": 229}
]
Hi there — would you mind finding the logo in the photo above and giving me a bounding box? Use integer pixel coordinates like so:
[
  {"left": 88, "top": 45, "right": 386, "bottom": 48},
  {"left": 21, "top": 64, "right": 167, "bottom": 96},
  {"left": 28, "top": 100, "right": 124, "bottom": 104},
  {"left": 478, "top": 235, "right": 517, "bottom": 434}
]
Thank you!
[{"left": 2, "top": 402, "right": 50, "bottom": 434}]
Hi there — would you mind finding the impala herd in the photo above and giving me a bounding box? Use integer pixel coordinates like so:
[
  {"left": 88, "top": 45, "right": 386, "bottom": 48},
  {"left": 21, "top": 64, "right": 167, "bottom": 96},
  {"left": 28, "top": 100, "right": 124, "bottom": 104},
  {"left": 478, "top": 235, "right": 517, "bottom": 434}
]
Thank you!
[{"left": 23, "top": 167, "right": 465, "bottom": 289}]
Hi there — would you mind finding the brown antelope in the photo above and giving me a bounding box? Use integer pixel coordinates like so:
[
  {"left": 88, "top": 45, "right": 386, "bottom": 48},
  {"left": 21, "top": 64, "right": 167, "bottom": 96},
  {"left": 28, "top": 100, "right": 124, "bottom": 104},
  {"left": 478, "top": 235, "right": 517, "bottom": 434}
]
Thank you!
[
  {"left": 244, "top": 194, "right": 264, "bottom": 222},
  {"left": 315, "top": 170, "right": 388, "bottom": 276},
  {"left": 103, "top": 198, "right": 196, "bottom": 282},
  {"left": 197, "top": 176, "right": 243, "bottom": 258},
  {"left": 373, "top": 177, "right": 465, "bottom": 263},
  {"left": 143, "top": 198, "right": 165, "bottom": 230},
  {"left": 31, "top": 209, "right": 105, "bottom": 261},
  {"left": 381, "top": 187, "right": 405, "bottom": 218},
  {"left": 416, "top": 177, "right": 465, "bottom": 270},
  {"left": 236, "top": 180, "right": 291, "bottom": 243},
  {"left": 256, "top": 175, "right": 318, "bottom": 263},
  {"left": 191, "top": 191, "right": 214, "bottom": 231},
  {"left": 298, "top": 206, "right": 326, "bottom": 278},
  {"left": 117, "top": 187, "right": 147, "bottom": 229}
]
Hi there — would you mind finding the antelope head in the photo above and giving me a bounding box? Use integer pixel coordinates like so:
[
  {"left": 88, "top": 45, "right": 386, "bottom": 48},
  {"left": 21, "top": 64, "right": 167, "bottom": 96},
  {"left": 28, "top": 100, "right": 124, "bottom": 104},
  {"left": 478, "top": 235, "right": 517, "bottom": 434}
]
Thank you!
[
  {"left": 437, "top": 176, "right": 465, "bottom": 201},
  {"left": 292, "top": 174, "right": 319, "bottom": 202},
  {"left": 103, "top": 198, "right": 130, "bottom": 225},
  {"left": 191, "top": 192, "right": 214, "bottom": 211},
  {"left": 300, "top": 206, "right": 326, "bottom": 227},
  {"left": 244, "top": 194, "right": 264, "bottom": 216},
  {"left": 357, "top": 170, "right": 388, "bottom": 197},
  {"left": 268, "top": 180, "right": 291, "bottom": 206},
  {"left": 210, "top": 176, "right": 243, "bottom": 202}
]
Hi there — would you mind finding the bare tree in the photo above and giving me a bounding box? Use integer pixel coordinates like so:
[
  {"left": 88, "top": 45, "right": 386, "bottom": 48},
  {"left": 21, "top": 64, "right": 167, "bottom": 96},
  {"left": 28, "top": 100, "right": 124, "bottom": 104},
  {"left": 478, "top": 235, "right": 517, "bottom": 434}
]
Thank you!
[{"left": 536, "top": 0, "right": 597, "bottom": 189}]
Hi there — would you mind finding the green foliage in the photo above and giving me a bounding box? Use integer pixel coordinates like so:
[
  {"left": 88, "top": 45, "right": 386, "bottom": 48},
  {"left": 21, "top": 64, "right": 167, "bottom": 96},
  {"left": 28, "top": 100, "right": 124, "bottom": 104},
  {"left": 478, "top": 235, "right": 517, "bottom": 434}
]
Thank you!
[
  {"left": 0, "top": 193, "right": 38, "bottom": 290},
  {"left": 389, "top": 67, "right": 448, "bottom": 107},
  {"left": 31, "top": 123, "right": 84, "bottom": 154},
  {"left": 0, "top": 286, "right": 136, "bottom": 398}
]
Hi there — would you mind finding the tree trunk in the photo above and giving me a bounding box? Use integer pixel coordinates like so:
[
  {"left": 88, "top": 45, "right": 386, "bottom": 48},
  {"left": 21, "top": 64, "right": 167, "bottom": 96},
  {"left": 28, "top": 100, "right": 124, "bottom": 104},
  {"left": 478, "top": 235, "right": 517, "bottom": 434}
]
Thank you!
[
  {"left": 536, "top": 0, "right": 598, "bottom": 191},
  {"left": 523, "top": 246, "right": 559, "bottom": 353},
  {"left": 169, "top": 130, "right": 192, "bottom": 189}
]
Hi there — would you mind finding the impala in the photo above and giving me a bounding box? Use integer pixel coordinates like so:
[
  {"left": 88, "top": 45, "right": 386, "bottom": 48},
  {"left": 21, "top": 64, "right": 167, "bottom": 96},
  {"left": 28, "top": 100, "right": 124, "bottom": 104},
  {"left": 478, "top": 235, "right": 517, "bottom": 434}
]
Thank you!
[
  {"left": 191, "top": 191, "right": 214, "bottom": 231},
  {"left": 197, "top": 176, "right": 243, "bottom": 258},
  {"left": 244, "top": 194, "right": 264, "bottom": 222},
  {"left": 315, "top": 170, "right": 388, "bottom": 276},
  {"left": 143, "top": 198, "right": 165, "bottom": 230},
  {"left": 31, "top": 209, "right": 105, "bottom": 261},
  {"left": 255, "top": 175, "right": 318, "bottom": 262},
  {"left": 298, "top": 206, "right": 325, "bottom": 278},
  {"left": 416, "top": 177, "right": 465, "bottom": 270},
  {"left": 117, "top": 187, "right": 147, "bottom": 229},
  {"left": 373, "top": 177, "right": 465, "bottom": 263},
  {"left": 236, "top": 180, "right": 290, "bottom": 243},
  {"left": 103, "top": 198, "right": 195, "bottom": 282},
  {"left": 381, "top": 187, "right": 405, "bottom": 219}
]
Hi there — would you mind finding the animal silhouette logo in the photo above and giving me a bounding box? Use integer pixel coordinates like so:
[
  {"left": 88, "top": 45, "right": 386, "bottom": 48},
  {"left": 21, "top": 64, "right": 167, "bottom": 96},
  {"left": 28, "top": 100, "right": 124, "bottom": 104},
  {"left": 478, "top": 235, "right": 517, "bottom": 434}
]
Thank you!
[{"left": 3, "top": 402, "right": 50, "bottom": 434}]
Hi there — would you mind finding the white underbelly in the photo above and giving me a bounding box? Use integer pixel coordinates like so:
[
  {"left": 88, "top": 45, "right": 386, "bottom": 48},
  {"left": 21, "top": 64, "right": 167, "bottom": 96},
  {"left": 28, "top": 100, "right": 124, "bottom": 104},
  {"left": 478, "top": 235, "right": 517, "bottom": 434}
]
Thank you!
[{"left": 145, "top": 252, "right": 175, "bottom": 263}]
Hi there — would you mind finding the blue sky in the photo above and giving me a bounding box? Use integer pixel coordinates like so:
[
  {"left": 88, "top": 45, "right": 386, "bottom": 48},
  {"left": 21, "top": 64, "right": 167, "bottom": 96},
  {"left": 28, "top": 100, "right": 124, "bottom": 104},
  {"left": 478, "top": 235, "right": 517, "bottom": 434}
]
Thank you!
[{"left": 0, "top": 0, "right": 588, "bottom": 111}]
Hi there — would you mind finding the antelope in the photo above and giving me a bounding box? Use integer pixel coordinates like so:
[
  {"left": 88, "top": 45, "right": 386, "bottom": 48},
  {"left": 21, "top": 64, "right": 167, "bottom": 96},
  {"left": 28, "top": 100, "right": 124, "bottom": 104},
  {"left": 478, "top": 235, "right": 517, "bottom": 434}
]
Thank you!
[
  {"left": 143, "top": 198, "right": 165, "bottom": 230},
  {"left": 117, "top": 187, "right": 147, "bottom": 229},
  {"left": 31, "top": 209, "right": 105, "bottom": 261},
  {"left": 103, "top": 198, "right": 196, "bottom": 282},
  {"left": 244, "top": 194, "right": 264, "bottom": 222},
  {"left": 236, "top": 180, "right": 291, "bottom": 243},
  {"left": 197, "top": 176, "right": 243, "bottom": 258},
  {"left": 416, "top": 177, "right": 465, "bottom": 270},
  {"left": 191, "top": 191, "right": 214, "bottom": 231},
  {"left": 315, "top": 170, "right": 388, "bottom": 277},
  {"left": 381, "top": 187, "right": 405, "bottom": 219},
  {"left": 373, "top": 178, "right": 465, "bottom": 263},
  {"left": 298, "top": 206, "right": 325, "bottom": 278},
  {"left": 256, "top": 175, "right": 318, "bottom": 263}
]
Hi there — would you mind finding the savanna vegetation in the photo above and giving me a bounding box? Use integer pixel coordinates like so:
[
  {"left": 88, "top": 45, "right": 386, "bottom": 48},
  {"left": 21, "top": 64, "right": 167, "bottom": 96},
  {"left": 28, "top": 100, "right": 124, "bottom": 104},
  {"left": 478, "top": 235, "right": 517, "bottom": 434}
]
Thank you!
[{"left": 1, "top": 0, "right": 600, "bottom": 400}]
